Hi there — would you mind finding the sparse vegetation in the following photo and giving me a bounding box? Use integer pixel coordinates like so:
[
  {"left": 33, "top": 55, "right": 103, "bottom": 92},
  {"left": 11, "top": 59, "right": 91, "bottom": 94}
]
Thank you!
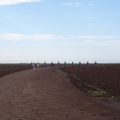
[{"left": 61, "top": 64, "right": 120, "bottom": 100}]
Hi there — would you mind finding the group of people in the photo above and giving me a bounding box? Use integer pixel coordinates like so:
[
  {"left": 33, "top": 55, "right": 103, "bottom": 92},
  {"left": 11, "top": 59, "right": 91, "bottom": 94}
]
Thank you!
[{"left": 32, "top": 63, "right": 40, "bottom": 70}]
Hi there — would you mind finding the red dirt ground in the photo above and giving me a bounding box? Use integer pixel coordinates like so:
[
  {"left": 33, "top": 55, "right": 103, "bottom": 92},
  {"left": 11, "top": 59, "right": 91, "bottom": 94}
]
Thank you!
[
  {"left": 62, "top": 64, "right": 120, "bottom": 96},
  {"left": 0, "top": 64, "right": 32, "bottom": 78},
  {"left": 0, "top": 67, "right": 119, "bottom": 120}
]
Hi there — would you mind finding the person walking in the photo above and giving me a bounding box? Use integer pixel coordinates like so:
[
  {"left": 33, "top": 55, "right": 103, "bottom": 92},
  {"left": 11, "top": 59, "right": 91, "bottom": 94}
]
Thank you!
[
  {"left": 37, "top": 63, "right": 40, "bottom": 68},
  {"left": 32, "top": 63, "right": 36, "bottom": 70}
]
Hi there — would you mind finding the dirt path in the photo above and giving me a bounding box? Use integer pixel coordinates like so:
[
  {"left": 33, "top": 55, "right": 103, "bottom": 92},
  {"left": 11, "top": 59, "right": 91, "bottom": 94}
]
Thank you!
[{"left": 0, "top": 67, "right": 119, "bottom": 120}]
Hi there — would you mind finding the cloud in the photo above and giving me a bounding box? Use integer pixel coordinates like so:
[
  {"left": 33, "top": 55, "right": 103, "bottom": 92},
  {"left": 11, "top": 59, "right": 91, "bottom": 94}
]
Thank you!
[
  {"left": 0, "top": 0, "right": 40, "bottom": 6},
  {"left": 0, "top": 33, "right": 120, "bottom": 45},
  {"left": 0, "top": 33, "right": 62, "bottom": 41},
  {"left": 63, "top": 2, "right": 81, "bottom": 7},
  {"left": 88, "top": 3, "right": 95, "bottom": 7}
]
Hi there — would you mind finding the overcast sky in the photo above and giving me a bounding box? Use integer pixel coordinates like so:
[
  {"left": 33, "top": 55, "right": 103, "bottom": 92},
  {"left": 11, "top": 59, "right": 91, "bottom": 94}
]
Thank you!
[{"left": 0, "top": 0, "right": 120, "bottom": 63}]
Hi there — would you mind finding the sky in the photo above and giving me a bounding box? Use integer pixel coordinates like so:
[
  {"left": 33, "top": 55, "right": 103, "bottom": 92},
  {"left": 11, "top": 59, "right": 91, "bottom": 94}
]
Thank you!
[{"left": 0, "top": 0, "right": 120, "bottom": 63}]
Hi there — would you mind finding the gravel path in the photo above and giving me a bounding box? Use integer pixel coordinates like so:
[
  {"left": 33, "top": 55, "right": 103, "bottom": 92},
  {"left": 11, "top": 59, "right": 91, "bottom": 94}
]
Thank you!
[{"left": 0, "top": 67, "right": 119, "bottom": 120}]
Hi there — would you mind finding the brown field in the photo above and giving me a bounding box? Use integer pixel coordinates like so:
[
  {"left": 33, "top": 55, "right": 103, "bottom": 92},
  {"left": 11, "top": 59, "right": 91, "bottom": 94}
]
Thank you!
[
  {"left": 61, "top": 64, "right": 120, "bottom": 97},
  {"left": 0, "top": 64, "right": 119, "bottom": 119},
  {"left": 0, "top": 64, "right": 32, "bottom": 78}
]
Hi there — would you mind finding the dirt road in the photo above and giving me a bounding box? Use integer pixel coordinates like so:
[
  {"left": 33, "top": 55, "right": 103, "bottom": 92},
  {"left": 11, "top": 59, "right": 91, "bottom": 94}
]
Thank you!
[{"left": 0, "top": 67, "right": 119, "bottom": 120}]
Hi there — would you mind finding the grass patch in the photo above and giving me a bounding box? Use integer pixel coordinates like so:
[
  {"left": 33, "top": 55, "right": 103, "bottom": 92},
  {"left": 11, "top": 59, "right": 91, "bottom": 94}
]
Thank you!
[{"left": 65, "top": 72, "right": 120, "bottom": 101}]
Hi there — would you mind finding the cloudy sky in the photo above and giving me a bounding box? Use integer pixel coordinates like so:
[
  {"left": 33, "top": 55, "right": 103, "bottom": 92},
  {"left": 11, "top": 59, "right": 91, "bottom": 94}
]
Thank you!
[{"left": 0, "top": 0, "right": 120, "bottom": 63}]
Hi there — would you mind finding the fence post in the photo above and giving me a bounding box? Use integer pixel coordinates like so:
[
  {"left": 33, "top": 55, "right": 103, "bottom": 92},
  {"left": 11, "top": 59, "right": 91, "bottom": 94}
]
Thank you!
[
  {"left": 44, "top": 62, "right": 46, "bottom": 67},
  {"left": 64, "top": 62, "right": 66, "bottom": 67},
  {"left": 72, "top": 62, "right": 74, "bottom": 67},
  {"left": 79, "top": 62, "right": 81, "bottom": 66},
  {"left": 51, "top": 62, "right": 54, "bottom": 66},
  {"left": 58, "top": 62, "right": 60, "bottom": 66},
  {"left": 94, "top": 61, "right": 97, "bottom": 65}
]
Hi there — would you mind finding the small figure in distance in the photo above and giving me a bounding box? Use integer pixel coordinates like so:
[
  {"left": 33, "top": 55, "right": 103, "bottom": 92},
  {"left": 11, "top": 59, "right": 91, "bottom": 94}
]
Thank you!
[
  {"left": 32, "top": 63, "right": 36, "bottom": 70},
  {"left": 58, "top": 62, "right": 60, "bottom": 66},
  {"left": 94, "top": 61, "right": 97, "bottom": 65},
  {"left": 51, "top": 62, "right": 54, "bottom": 66},
  {"left": 37, "top": 62, "right": 40, "bottom": 68}
]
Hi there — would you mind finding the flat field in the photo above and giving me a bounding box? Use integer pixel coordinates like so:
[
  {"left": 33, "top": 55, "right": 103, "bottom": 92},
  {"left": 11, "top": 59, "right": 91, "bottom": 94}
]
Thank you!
[
  {"left": 0, "top": 64, "right": 32, "bottom": 78},
  {"left": 0, "top": 64, "right": 119, "bottom": 119},
  {"left": 61, "top": 64, "right": 120, "bottom": 97}
]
